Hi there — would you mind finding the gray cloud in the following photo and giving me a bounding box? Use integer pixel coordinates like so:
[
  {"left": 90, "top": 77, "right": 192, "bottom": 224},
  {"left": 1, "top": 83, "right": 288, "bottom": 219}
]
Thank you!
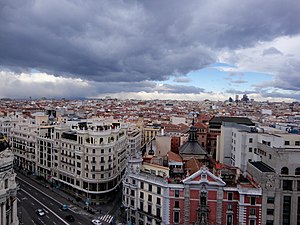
[
  {"left": 231, "top": 80, "right": 248, "bottom": 84},
  {"left": 173, "top": 77, "right": 191, "bottom": 83},
  {"left": 0, "top": 71, "right": 205, "bottom": 98},
  {"left": 1, "top": 0, "right": 300, "bottom": 86},
  {"left": 262, "top": 47, "right": 283, "bottom": 56},
  {"left": 225, "top": 88, "right": 257, "bottom": 95}
]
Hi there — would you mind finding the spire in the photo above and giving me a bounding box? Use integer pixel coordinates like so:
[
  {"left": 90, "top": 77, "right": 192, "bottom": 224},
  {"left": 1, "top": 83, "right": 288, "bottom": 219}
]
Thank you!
[{"left": 188, "top": 121, "right": 197, "bottom": 141}]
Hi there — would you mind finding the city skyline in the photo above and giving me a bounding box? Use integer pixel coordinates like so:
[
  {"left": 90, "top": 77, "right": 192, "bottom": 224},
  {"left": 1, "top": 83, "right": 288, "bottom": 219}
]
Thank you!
[{"left": 1, "top": 1, "right": 300, "bottom": 102}]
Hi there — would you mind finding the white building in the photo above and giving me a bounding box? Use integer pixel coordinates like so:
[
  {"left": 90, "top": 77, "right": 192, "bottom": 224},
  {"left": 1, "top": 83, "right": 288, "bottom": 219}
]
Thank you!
[
  {"left": 10, "top": 118, "right": 134, "bottom": 204},
  {"left": 0, "top": 149, "right": 18, "bottom": 225},
  {"left": 216, "top": 123, "right": 260, "bottom": 172}
]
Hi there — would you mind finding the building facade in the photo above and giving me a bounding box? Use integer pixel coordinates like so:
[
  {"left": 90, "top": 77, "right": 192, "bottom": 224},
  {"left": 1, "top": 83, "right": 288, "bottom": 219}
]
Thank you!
[
  {"left": 123, "top": 159, "right": 262, "bottom": 225},
  {"left": 10, "top": 118, "right": 134, "bottom": 204},
  {"left": 0, "top": 148, "right": 18, "bottom": 225}
]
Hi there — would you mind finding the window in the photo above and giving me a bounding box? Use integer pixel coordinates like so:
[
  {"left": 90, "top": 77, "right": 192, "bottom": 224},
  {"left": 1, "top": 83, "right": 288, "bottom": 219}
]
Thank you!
[
  {"left": 281, "top": 167, "right": 289, "bottom": 175},
  {"left": 175, "top": 190, "right": 179, "bottom": 197},
  {"left": 250, "top": 197, "right": 256, "bottom": 205},
  {"left": 174, "top": 211, "right": 180, "bottom": 224},
  {"left": 283, "top": 196, "right": 291, "bottom": 225},
  {"left": 174, "top": 201, "right": 179, "bottom": 208},
  {"left": 249, "top": 147, "right": 253, "bottom": 152},
  {"left": 249, "top": 219, "right": 255, "bottom": 225},
  {"left": 226, "top": 214, "right": 233, "bottom": 225},
  {"left": 148, "top": 195, "right": 152, "bottom": 202},
  {"left": 283, "top": 180, "right": 293, "bottom": 191},
  {"left": 285, "top": 141, "right": 290, "bottom": 145},
  {"left": 295, "top": 168, "right": 300, "bottom": 175},
  {"left": 266, "top": 220, "right": 274, "bottom": 225},
  {"left": 267, "top": 197, "right": 275, "bottom": 204},
  {"left": 157, "top": 186, "right": 161, "bottom": 195},
  {"left": 148, "top": 184, "right": 152, "bottom": 192},
  {"left": 250, "top": 208, "right": 256, "bottom": 215},
  {"left": 131, "top": 190, "right": 135, "bottom": 196},
  {"left": 228, "top": 192, "right": 233, "bottom": 200},
  {"left": 296, "top": 141, "right": 300, "bottom": 146},
  {"left": 227, "top": 204, "right": 232, "bottom": 211},
  {"left": 157, "top": 197, "right": 161, "bottom": 205},
  {"left": 249, "top": 138, "right": 253, "bottom": 143},
  {"left": 156, "top": 207, "right": 161, "bottom": 218},
  {"left": 148, "top": 204, "right": 152, "bottom": 214},
  {"left": 131, "top": 199, "right": 134, "bottom": 207},
  {"left": 267, "top": 209, "right": 274, "bottom": 215},
  {"left": 140, "top": 192, "right": 144, "bottom": 199},
  {"left": 141, "top": 182, "right": 144, "bottom": 189},
  {"left": 140, "top": 201, "right": 144, "bottom": 211}
]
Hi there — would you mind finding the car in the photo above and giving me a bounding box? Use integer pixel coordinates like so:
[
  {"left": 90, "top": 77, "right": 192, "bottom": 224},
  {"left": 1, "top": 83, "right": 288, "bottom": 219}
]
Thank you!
[
  {"left": 35, "top": 209, "right": 45, "bottom": 216},
  {"left": 60, "top": 204, "right": 69, "bottom": 211},
  {"left": 91, "top": 219, "right": 102, "bottom": 225},
  {"left": 65, "top": 215, "right": 75, "bottom": 222}
]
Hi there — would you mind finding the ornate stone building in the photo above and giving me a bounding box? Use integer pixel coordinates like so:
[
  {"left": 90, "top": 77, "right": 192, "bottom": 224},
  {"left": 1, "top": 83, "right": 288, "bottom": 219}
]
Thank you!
[{"left": 0, "top": 137, "right": 18, "bottom": 225}]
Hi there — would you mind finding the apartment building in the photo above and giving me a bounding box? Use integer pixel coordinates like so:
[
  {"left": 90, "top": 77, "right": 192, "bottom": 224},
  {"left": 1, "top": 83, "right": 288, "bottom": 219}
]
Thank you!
[
  {"left": 10, "top": 117, "right": 135, "bottom": 204},
  {"left": 143, "top": 125, "right": 161, "bottom": 145},
  {"left": 208, "top": 117, "right": 255, "bottom": 159},
  {"left": 216, "top": 123, "right": 260, "bottom": 172}
]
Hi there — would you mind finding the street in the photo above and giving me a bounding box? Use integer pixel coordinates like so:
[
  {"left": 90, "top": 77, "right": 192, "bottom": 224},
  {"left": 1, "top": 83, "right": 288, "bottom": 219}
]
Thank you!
[{"left": 17, "top": 176, "right": 93, "bottom": 225}]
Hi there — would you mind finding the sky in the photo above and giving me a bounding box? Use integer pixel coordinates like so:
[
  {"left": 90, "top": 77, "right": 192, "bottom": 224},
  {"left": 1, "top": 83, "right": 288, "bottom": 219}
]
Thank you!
[{"left": 1, "top": 0, "right": 300, "bottom": 102}]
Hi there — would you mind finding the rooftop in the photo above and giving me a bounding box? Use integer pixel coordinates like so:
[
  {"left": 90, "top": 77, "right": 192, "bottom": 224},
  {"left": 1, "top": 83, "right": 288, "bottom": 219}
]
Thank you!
[{"left": 250, "top": 161, "right": 275, "bottom": 173}]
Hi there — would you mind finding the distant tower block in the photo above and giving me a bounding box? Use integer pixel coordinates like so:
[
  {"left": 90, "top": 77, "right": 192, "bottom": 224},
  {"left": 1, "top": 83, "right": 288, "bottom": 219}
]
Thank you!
[{"left": 235, "top": 94, "right": 239, "bottom": 102}]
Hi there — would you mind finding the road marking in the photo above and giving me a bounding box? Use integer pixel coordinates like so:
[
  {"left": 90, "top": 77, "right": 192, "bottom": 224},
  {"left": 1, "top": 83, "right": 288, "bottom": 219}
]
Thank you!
[
  {"left": 77, "top": 222, "right": 82, "bottom": 225},
  {"left": 50, "top": 202, "right": 54, "bottom": 205},
  {"left": 38, "top": 217, "right": 46, "bottom": 225},
  {"left": 31, "top": 220, "right": 36, "bottom": 225},
  {"left": 46, "top": 215, "right": 50, "bottom": 219},
  {"left": 42, "top": 197, "right": 45, "bottom": 200},
  {"left": 31, "top": 202, "right": 35, "bottom": 205},
  {"left": 17, "top": 177, "right": 76, "bottom": 213},
  {"left": 21, "top": 189, "right": 69, "bottom": 225},
  {"left": 35, "top": 193, "right": 38, "bottom": 195},
  {"left": 53, "top": 222, "right": 57, "bottom": 225}
]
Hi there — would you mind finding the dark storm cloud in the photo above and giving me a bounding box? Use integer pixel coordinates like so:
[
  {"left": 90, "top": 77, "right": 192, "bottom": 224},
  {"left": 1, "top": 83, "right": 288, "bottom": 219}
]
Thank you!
[{"left": 1, "top": 0, "right": 300, "bottom": 83}]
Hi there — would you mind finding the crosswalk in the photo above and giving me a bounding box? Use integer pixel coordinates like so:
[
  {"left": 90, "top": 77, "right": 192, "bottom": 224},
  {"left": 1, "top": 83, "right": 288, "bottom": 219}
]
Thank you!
[{"left": 98, "top": 214, "right": 114, "bottom": 224}]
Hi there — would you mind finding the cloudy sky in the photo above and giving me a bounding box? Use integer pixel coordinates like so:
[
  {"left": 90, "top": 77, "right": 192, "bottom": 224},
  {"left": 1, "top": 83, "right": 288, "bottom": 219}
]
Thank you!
[{"left": 1, "top": 0, "right": 300, "bottom": 101}]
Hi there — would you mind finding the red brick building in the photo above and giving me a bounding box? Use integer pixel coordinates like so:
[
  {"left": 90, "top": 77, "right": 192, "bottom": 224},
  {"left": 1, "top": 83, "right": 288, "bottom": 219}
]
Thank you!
[{"left": 168, "top": 167, "right": 262, "bottom": 225}]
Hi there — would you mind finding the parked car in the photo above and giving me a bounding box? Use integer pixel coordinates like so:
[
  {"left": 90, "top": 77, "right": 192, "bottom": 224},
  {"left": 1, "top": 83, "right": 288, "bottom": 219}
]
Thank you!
[
  {"left": 65, "top": 215, "right": 75, "bottom": 222},
  {"left": 35, "top": 209, "right": 45, "bottom": 216}
]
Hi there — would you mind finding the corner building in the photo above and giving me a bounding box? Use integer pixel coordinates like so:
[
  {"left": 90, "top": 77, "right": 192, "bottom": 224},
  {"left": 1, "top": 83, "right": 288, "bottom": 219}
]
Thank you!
[{"left": 52, "top": 122, "right": 129, "bottom": 203}]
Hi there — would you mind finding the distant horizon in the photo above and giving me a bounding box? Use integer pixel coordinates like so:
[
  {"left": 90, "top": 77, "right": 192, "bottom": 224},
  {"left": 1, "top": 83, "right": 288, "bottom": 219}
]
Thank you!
[{"left": 1, "top": 1, "right": 300, "bottom": 102}]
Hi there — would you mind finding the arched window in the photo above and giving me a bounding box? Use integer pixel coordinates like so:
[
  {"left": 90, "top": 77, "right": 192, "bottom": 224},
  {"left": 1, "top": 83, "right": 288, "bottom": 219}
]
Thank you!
[
  {"left": 295, "top": 167, "right": 300, "bottom": 175},
  {"left": 281, "top": 167, "right": 289, "bottom": 175}
]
